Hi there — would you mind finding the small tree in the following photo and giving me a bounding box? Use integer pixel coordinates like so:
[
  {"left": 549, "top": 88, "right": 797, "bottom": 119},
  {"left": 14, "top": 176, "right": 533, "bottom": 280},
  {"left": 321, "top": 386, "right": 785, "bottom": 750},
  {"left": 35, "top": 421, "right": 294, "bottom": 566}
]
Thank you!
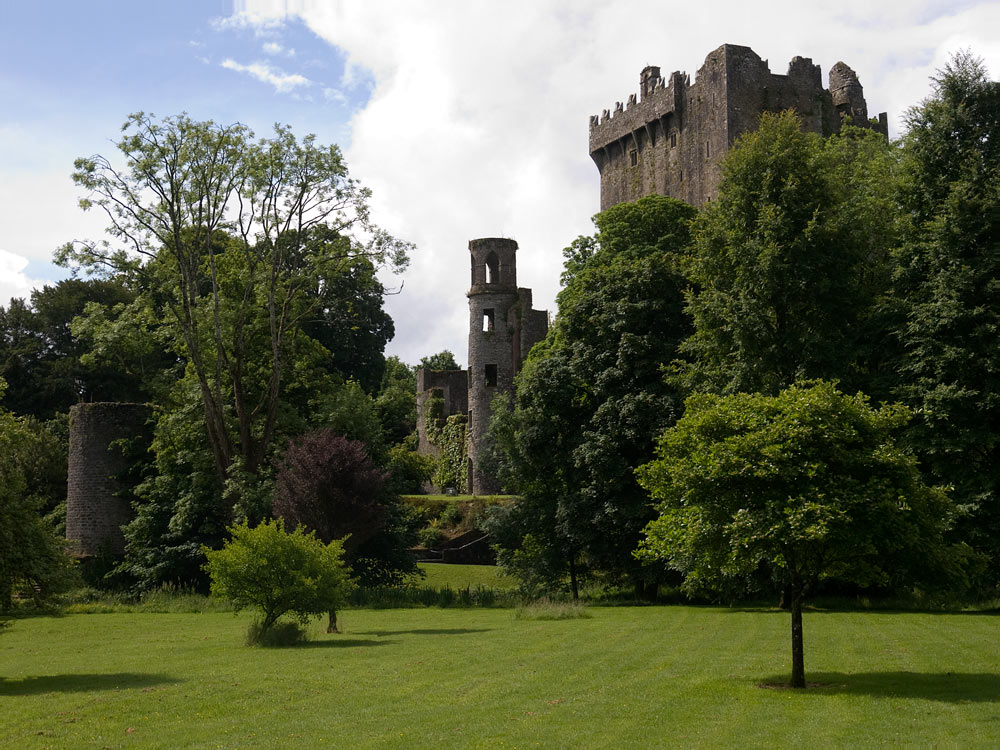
[
  {"left": 203, "top": 519, "right": 354, "bottom": 639},
  {"left": 636, "top": 381, "right": 965, "bottom": 688}
]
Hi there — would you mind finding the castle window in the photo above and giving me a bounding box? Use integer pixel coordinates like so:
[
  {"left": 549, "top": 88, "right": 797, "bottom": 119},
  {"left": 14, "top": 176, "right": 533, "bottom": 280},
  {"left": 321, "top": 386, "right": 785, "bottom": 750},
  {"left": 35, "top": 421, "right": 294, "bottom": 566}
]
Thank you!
[
  {"left": 483, "top": 308, "right": 495, "bottom": 332},
  {"left": 485, "top": 251, "right": 499, "bottom": 284},
  {"left": 484, "top": 364, "right": 498, "bottom": 388},
  {"left": 629, "top": 149, "right": 638, "bottom": 166},
  {"left": 705, "top": 141, "right": 711, "bottom": 159},
  {"left": 670, "top": 133, "right": 677, "bottom": 148}
]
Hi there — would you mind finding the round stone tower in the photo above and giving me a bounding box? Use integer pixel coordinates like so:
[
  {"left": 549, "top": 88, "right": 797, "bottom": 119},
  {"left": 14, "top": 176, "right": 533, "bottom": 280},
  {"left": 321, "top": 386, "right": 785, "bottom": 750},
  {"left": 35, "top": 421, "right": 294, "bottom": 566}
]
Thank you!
[
  {"left": 467, "top": 238, "right": 521, "bottom": 494},
  {"left": 66, "top": 402, "right": 152, "bottom": 557}
]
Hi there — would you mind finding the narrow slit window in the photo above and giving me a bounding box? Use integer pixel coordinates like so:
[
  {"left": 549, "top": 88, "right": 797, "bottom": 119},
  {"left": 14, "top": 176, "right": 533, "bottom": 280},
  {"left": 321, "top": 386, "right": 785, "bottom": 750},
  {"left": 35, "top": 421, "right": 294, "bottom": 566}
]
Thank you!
[
  {"left": 484, "top": 364, "right": 498, "bottom": 388},
  {"left": 706, "top": 141, "right": 711, "bottom": 158},
  {"left": 483, "top": 308, "right": 495, "bottom": 332},
  {"left": 670, "top": 133, "right": 677, "bottom": 148},
  {"left": 629, "top": 149, "right": 638, "bottom": 166}
]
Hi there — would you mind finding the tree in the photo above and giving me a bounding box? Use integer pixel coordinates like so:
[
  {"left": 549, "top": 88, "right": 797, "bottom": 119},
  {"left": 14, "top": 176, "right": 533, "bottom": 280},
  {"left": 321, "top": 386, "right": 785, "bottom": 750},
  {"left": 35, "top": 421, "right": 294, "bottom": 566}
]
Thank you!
[
  {"left": 0, "top": 279, "right": 168, "bottom": 419},
  {"left": 58, "top": 112, "right": 411, "bottom": 504},
  {"left": 892, "top": 52, "right": 1000, "bottom": 587},
  {"left": 419, "top": 350, "right": 460, "bottom": 371},
  {"left": 203, "top": 519, "right": 354, "bottom": 639},
  {"left": 272, "top": 429, "right": 418, "bottom": 629},
  {"left": 0, "top": 379, "right": 77, "bottom": 611},
  {"left": 486, "top": 195, "right": 695, "bottom": 596},
  {"left": 678, "top": 111, "right": 900, "bottom": 398},
  {"left": 636, "top": 381, "right": 966, "bottom": 688}
]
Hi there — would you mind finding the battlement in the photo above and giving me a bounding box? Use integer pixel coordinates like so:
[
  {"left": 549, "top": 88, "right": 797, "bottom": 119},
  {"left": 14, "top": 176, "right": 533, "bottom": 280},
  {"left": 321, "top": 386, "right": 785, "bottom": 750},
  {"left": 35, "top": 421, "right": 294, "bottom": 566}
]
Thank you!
[{"left": 589, "top": 44, "right": 887, "bottom": 208}]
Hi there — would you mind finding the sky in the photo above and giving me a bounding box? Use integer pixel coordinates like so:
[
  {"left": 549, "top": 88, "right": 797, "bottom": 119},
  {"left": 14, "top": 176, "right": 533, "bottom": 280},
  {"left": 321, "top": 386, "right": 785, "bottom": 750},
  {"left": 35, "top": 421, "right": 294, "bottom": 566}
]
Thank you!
[{"left": 2, "top": 1, "right": 999, "bottom": 367}]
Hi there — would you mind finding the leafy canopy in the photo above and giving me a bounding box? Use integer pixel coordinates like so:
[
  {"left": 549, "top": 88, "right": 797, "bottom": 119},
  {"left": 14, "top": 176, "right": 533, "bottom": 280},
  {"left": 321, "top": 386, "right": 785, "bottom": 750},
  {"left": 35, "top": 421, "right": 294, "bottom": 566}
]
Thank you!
[{"left": 636, "top": 380, "right": 966, "bottom": 686}]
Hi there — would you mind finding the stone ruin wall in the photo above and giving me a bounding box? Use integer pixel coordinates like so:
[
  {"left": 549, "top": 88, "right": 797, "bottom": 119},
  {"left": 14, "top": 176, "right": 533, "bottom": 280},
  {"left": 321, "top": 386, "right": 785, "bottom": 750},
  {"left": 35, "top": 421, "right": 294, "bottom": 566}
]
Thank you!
[
  {"left": 416, "top": 368, "right": 469, "bottom": 457},
  {"left": 66, "top": 402, "right": 151, "bottom": 557},
  {"left": 590, "top": 44, "right": 888, "bottom": 209}
]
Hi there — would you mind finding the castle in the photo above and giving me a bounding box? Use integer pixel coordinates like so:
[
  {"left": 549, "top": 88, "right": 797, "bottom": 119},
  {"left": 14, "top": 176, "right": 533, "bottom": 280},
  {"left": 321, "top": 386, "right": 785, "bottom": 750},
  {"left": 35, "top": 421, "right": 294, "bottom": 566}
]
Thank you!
[
  {"left": 590, "top": 43, "right": 887, "bottom": 208},
  {"left": 413, "top": 44, "right": 885, "bottom": 496},
  {"left": 69, "top": 44, "right": 885, "bottom": 551}
]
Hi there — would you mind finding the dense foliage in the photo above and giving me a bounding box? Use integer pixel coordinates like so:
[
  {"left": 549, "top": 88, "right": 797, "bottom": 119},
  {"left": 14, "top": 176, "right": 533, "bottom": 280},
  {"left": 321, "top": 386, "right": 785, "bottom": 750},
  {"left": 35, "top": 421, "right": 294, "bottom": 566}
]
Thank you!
[
  {"left": 485, "top": 195, "right": 696, "bottom": 596},
  {"left": 0, "top": 379, "right": 76, "bottom": 611},
  {"left": 637, "top": 381, "right": 966, "bottom": 687},
  {"left": 892, "top": 52, "right": 1000, "bottom": 586},
  {"left": 677, "top": 111, "right": 900, "bottom": 398}
]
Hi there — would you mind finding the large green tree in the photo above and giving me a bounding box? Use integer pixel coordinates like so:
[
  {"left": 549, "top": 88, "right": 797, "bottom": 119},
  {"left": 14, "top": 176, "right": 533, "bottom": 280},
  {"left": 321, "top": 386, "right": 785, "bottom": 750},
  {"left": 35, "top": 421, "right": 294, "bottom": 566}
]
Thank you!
[
  {"left": 58, "top": 113, "right": 411, "bottom": 500},
  {"left": 0, "top": 279, "right": 168, "bottom": 419},
  {"left": 637, "top": 381, "right": 966, "bottom": 688},
  {"left": 892, "top": 52, "right": 1000, "bottom": 586},
  {"left": 678, "top": 112, "right": 900, "bottom": 398},
  {"left": 486, "top": 195, "right": 695, "bottom": 596},
  {"left": 0, "top": 379, "right": 76, "bottom": 611}
]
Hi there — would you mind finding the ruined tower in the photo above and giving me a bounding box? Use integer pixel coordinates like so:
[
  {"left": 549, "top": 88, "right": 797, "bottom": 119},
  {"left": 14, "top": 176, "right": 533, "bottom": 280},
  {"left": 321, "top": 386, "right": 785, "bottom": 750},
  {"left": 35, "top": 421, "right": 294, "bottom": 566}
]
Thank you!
[
  {"left": 65, "top": 402, "right": 151, "bottom": 557},
  {"left": 466, "top": 238, "right": 548, "bottom": 494},
  {"left": 589, "top": 44, "right": 888, "bottom": 208}
]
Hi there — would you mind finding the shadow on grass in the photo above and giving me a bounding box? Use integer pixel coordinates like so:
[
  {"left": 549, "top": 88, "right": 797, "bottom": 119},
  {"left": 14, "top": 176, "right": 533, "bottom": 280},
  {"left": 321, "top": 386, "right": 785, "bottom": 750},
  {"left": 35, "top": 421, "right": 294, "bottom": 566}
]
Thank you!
[
  {"left": 356, "top": 628, "right": 494, "bottom": 637},
  {"left": 757, "top": 672, "right": 1000, "bottom": 702},
  {"left": 0, "top": 672, "right": 181, "bottom": 697},
  {"left": 292, "top": 638, "right": 396, "bottom": 649}
]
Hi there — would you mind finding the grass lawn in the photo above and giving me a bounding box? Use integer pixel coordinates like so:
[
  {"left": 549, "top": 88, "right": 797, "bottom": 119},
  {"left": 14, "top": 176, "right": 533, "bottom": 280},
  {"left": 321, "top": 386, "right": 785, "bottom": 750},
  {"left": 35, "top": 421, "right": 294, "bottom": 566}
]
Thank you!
[
  {"left": 417, "top": 563, "right": 517, "bottom": 591},
  {"left": 1, "top": 606, "right": 998, "bottom": 748}
]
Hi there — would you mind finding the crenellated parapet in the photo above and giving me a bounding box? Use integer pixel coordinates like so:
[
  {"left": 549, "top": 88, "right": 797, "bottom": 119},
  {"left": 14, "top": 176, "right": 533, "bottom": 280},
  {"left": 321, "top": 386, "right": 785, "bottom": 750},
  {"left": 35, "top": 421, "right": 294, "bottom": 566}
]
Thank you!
[{"left": 589, "top": 44, "right": 888, "bottom": 209}]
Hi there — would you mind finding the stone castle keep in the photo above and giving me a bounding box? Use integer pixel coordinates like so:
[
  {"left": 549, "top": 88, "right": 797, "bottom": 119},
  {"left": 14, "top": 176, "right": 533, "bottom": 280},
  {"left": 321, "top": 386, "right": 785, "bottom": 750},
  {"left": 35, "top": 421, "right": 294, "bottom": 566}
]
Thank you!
[{"left": 590, "top": 43, "right": 887, "bottom": 208}]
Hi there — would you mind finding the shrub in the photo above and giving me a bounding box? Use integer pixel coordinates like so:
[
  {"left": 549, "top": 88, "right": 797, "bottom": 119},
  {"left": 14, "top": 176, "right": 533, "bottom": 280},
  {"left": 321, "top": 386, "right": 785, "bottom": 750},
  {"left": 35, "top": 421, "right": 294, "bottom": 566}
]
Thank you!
[{"left": 203, "top": 520, "right": 355, "bottom": 636}]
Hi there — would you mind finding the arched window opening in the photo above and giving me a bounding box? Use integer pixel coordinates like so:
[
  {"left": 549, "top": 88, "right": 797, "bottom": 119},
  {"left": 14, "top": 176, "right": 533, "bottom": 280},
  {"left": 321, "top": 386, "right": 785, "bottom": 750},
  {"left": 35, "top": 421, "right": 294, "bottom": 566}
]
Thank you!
[{"left": 485, "top": 251, "right": 500, "bottom": 284}]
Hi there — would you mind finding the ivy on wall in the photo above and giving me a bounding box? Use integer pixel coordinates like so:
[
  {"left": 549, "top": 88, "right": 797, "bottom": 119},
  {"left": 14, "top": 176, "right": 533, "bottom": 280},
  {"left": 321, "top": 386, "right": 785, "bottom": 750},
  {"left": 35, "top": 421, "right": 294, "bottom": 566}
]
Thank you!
[{"left": 431, "top": 414, "right": 468, "bottom": 493}]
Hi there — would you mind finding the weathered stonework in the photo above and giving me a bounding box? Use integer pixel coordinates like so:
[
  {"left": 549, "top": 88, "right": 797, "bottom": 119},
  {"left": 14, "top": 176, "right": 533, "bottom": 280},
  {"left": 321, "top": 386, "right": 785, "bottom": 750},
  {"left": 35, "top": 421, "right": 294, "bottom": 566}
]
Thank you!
[
  {"left": 66, "top": 402, "right": 151, "bottom": 557},
  {"left": 415, "top": 238, "right": 548, "bottom": 495},
  {"left": 590, "top": 44, "right": 888, "bottom": 208},
  {"left": 416, "top": 368, "right": 468, "bottom": 457}
]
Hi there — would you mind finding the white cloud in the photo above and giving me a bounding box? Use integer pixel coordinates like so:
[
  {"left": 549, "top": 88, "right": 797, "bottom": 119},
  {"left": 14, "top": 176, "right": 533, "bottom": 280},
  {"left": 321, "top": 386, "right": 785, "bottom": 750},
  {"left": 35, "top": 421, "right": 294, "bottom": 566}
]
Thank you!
[
  {"left": 323, "top": 87, "right": 347, "bottom": 104},
  {"left": 196, "top": 1, "right": 1000, "bottom": 363},
  {"left": 220, "top": 58, "right": 310, "bottom": 93},
  {"left": 0, "top": 249, "right": 48, "bottom": 308},
  {"left": 262, "top": 41, "right": 295, "bottom": 57}
]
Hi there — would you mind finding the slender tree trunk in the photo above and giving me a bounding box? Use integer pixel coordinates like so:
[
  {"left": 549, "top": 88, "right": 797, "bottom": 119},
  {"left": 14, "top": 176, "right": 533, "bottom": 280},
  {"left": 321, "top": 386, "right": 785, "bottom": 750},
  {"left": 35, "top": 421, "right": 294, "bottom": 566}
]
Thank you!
[
  {"left": 327, "top": 609, "right": 339, "bottom": 634},
  {"left": 569, "top": 557, "right": 579, "bottom": 601},
  {"left": 790, "top": 585, "right": 805, "bottom": 688}
]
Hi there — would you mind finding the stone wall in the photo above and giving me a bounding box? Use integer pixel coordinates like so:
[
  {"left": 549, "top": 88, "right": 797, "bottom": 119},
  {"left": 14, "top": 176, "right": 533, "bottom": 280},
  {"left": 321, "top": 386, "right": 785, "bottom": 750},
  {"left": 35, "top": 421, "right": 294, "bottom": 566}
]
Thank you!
[
  {"left": 590, "top": 43, "right": 888, "bottom": 209},
  {"left": 415, "top": 368, "right": 468, "bottom": 456},
  {"left": 66, "top": 402, "right": 152, "bottom": 557}
]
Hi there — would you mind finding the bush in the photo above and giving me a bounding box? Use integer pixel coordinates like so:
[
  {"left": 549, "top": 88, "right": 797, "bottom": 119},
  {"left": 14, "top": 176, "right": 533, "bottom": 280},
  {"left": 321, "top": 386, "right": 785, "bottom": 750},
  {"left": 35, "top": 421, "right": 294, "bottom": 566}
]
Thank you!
[{"left": 203, "top": 519, "right": 355, "bottom": 636}]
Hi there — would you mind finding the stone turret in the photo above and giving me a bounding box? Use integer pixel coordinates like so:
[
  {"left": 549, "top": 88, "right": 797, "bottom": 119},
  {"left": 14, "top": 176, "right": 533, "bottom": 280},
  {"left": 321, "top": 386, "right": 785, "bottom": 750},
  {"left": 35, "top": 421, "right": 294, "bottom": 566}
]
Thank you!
[
  {"left": 830, "top": 61, "right": 867, "bottom": 123},
  {"left": 466, "top": 238, "right": 547, "bottom": 494},
  {"left": 66, "top": 402, "right": 151, "bottom": 557}
]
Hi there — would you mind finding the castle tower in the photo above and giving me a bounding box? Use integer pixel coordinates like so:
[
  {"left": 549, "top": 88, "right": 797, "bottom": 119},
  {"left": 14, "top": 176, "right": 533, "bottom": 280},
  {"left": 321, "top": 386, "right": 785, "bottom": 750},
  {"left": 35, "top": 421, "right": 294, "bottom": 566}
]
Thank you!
[
  {"left": 66, "top": 402, "right": 152, "bottom": 557},
  {"left": 466, "top": 238, "right": 548, "bottom": 494},
  {"left": 590, "top": 44, "right": 888, "bottom": 209},
  {"left": 467, "top": 238, "right": 520, "bottom": 495}
]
